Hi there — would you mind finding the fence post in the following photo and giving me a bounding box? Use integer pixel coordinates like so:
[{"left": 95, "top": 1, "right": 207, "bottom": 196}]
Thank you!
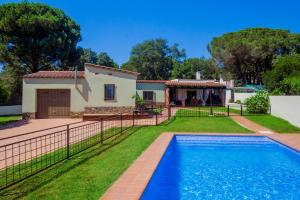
[
  {"left": 210, "top": 105, "right": 213, "bottom": 116},
  {"left": 240, "top": 104, "right": 243, "bottom": 116},
  {"left": 120, "top": 113, "right": 123, "bottom": 133},
  {"left": 269, "top": 105, "right": 271, "bottom": 115},
  {"left": 227, "top": 105, "right": 229, "bottom": 116},
  {"left": 100, "top": 119, "right": 103, "bottom": 144},
  {"left": 155, "top": 112, "right": 158, "bottom": 126},
  {"left": 132, "top": 111, "right": 135, "bottom": 127},
  {"left": 67, "top": 124, "right": 70, "bottom": 159},
  {"left": 168, "top": 106, "right": 171, "bottom": 120},
  {"left": 198, "top": 106, "right": 200, "bottom": 117}
]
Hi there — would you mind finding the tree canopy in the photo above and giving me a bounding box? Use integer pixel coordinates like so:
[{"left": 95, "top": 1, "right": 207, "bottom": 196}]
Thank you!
[
  {"left": 171, "top": 58, "right": 219, "bottom": 79},
  {"left": 208, "top": 28, "right": 300, "bottom": 85},
  {"left": 122, "top": 38, "right": 186, "bottom": 80},
  {"left": 76, "top": 48, "right": 118, "bottom": 70},
  {"left": 76, "top": 48, "right": 97, "bottom": 70},
  {"left": 97, "top": 52, "right": 118, "bottom": 68},
  {"left": 263, "top": 55, "right": 300, "bottom": 95},
  {"left": 0, "top": 2, "right": 82, "bottom": 73}
]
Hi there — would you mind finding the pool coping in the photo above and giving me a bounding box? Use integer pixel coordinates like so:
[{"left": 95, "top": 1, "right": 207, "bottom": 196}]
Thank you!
[{"left": 100, "top": 132, "right": 300, "bottom": 200}]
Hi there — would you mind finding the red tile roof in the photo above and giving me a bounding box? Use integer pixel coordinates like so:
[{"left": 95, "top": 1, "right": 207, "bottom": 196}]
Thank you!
[
  {"left": 23, "top": 71, "right": 85, "bottom": 79},
  {"left": 136, "top": 80, "right": 167, "bottom": 83},
  {"left": 165, "top": 80, "right": 226, "bottom": 88},
  {"left": 85, "top": 63, "right": 140, "bottom": 76}
]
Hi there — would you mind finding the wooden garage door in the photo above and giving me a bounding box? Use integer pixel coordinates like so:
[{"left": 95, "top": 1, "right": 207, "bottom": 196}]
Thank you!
[{"left": 37, "top": 89, "right": 70, "bottom": 119}]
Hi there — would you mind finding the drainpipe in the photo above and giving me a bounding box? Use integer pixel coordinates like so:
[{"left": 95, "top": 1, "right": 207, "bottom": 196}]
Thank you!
[{"left": 74, "top": 67, "right": 78, "bottom": 89}]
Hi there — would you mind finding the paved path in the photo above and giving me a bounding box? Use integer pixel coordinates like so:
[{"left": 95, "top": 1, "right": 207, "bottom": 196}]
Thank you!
[
  {"left": 0, "top": 119, "right": 84, "bottom": 140},
  {"left": 230, "top": 115, "right": 300, "bottom": 151},
  {"left": 230, "top": 115, "right": 275, "bottom": 134}
]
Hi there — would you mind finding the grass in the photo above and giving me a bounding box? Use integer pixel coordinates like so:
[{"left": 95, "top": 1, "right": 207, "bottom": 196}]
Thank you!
[
  {"left": 176, "top": 107, "right": 228, "bottom": 117},
  {"left": 0, "top": 115, "right": 22, "bottom": 126},
  {"left": 245, "top": 115, "right": 300, "bottom": 133},
  {"left": 0, "top": 117, "right": 251, "bottom": 200},
  {"left": 165, "top": 117, "right": 250, "bottom": 133},
  {"left": 0, "top": 127, "right": 124, "bottom": 190}
]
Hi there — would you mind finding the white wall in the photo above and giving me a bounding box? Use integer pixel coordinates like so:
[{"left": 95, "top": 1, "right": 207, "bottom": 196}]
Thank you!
[
  {"left": 235, "top": 93, "right": 256, "bottom": 103},
  {"left": 0, "top": 105, "right": 22, "bottom": 116},
  {"left": 23, "top": 66, "right": 137, "bottom": 114},
  {"left": 225, "top": 90, "right": 256, "bottom": 104},
  {"left": 136, "top": 82, "right": 165, "bottom": 103},
  {"left": 270, "top": 96, "right": 300, "bottom": 128}
]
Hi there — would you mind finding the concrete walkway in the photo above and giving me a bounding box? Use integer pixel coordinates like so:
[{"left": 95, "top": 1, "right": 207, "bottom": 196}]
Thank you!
[
  {"left": 230, "top": 115, "right": 300, "bottom": 151},
  {"left": 230, "top": 115, "right": 275, "bottom": 134},
  {"left": 0, "top": 118, "right": 84, "bottom": 140}
]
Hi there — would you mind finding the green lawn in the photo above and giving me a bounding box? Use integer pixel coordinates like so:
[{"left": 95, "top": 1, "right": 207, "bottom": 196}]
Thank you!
[
  {"left": 176, "top": 107, "right": 228, "bottom": 117},
  {"left": 245, "top": 115, "right": 300, "bottom": 133},
  {"left": 0, "top": 115, "right": 22, "bottom": 126},
  {"left": 0, "top": 117, "right": 250, "bottom": 200}
]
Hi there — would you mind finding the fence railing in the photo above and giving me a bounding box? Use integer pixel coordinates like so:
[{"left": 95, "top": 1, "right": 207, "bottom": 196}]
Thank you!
[
  {"left": 171, "top": 104, "right": 271, "bottom": 118},
  {"left": 0, "top": 108, "right": 170, "bottom": 190}
]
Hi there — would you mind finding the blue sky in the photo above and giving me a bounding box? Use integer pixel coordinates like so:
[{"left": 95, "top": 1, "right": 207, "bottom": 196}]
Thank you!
[{"left": 1, "top": 0, "right": 300, "bottom": 65}]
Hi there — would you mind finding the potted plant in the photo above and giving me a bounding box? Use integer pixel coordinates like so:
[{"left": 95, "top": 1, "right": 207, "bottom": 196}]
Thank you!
[{"left": 132, "top": 94, "right": 145, "bottom": 114}]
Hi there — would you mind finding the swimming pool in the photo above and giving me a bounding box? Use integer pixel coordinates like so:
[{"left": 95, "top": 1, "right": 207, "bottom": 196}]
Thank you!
[{"left": 141, "top": 135, "right": 300, "bottom": 199}]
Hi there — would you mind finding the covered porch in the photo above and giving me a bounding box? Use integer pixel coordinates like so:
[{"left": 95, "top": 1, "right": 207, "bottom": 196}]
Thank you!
[{"left": 165, "top": 80, "right": 226, "bottom": 107}]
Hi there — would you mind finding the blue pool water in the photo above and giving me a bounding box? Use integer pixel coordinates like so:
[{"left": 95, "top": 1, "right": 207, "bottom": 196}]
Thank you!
[{"left": 141, "top": 135, "right": 300, "bottom": 200}]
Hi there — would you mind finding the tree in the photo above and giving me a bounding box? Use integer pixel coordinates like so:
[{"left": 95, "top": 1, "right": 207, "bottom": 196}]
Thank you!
[
  {"left": 0, "top": 64, "right": 24, "bottom": 104},
  {"left": 97, "top": 52, "right": 118, "bottom": 68},
  {"left": 122, "top": 38, "right": 186, "bottom": 80},
  {"left": 171, "top": 57, "right": 219, "bottom": 79},
  {"left": 76, "top": 48, "right": 97, "bottom": 70},
  {"left": 208, "top": 28, "right": 300, "bottom": 85},
  {"left": 0, "top": 2, "right": 82, "bottom": 73},
  {"left": 0, "top": 78, "right": 10, "bottom": 104},
  {"left": 263, "top": 55, "right": 300, "bottom": 95}
]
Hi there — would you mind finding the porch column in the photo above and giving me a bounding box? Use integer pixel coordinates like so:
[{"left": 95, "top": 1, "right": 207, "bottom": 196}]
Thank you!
[
  {"left": 165, "top": 87, "right": 170, "bottom": 107},
  {"left": 220, "top": 89, "right": 225, "bottom": 106}
]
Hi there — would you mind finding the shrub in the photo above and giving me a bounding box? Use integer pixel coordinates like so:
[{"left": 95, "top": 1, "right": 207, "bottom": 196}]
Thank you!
[
  {"left": 244, "top": 91, "right": 270, "bottom": 114},
  {"left": 0, "top": 79, "right": 10, "bottom": 103},
  {"left": 235, "top": 100, "right": 242, "bottom": 104}
]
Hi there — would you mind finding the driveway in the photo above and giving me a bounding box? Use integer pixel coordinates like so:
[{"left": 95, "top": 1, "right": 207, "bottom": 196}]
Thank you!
[{"left": 0, "top": 118, "right": 92, "bottom": 144}]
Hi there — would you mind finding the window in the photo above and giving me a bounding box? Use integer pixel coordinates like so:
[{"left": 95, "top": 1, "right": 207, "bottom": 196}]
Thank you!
[
  {"left": 143, "top": 91, "right": 154, "bottom": 101},
  {"left": 104, "top": 84, "right": 115, "bottom": 100}
]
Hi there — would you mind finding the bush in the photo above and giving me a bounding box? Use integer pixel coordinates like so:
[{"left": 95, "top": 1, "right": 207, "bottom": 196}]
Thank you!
[
  {"left": 235, "top": 100, "right": 242, "bottom": 104},
  {"left": 244, "top": 91, "right": 270, "bottom": 114},
  {"left": 0, "top": 79, "right": 10, "bottom": 103}
]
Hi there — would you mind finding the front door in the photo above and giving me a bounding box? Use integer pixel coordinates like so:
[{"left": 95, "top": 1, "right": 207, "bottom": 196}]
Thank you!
[{"left": 186, "top": 91, "right": 197, "bottom": 106}]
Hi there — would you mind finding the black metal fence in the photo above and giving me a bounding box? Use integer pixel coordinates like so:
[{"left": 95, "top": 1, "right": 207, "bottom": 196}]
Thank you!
[
  {"left": 0, "top": 109, "right": 170, "bottom": 190},
  {"left": 171, "top": 104, "right": 271, "bottom": 118}
]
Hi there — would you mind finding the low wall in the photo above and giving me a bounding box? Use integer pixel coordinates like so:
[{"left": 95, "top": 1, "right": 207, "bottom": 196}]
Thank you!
[
  {"left": 0, "top": 105, "right": 22, "bottom": 116},
  {"left": 270, "top": 96, "right": 300, "bottom": 128}
]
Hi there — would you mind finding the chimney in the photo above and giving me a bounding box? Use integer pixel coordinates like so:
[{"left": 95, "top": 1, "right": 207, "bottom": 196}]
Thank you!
[
  {"left": 196, "top": 71, "right": 201, "bottom": 80},
  {"left": 219, "top": 74, "right": 224, "bottom": 83}
]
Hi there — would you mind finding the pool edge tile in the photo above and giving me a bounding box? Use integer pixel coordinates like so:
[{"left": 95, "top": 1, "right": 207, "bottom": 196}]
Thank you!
[{"left": 100, "top": 132, "right": 174, "bottom": 200}]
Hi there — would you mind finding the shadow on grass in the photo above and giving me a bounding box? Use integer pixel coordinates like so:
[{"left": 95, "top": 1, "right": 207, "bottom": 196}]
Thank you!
[{"left": 0, "top": 126, "right": 142, "bottom": 200}]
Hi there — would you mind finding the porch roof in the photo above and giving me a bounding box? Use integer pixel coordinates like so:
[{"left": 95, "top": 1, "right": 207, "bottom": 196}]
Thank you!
[{"left": 165, "top": 80, "right": 226, "bottom": 88}]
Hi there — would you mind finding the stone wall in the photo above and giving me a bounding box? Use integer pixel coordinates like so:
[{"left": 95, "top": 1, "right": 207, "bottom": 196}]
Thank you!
[
  {"left": 70, "top": 112, "right": 84, "bottom": 118},
  {"left": 22, "top": 112, "right": 36, "bottom": 119},
  {"left": 84, "top": 106, "right": 135, "bottom": 114}
]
